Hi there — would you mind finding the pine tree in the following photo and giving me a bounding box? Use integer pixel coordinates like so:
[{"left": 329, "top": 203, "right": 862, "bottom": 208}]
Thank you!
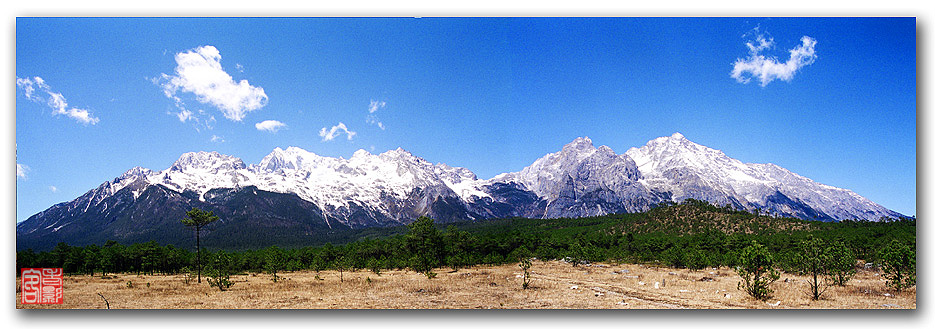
[
  {"left": 205, "top": 250, "right": 234, "bottom": 291},
  {"left": 826, "top": 240, "right": 856, "bottom": 286},
  {"left": 404, "top": 216, "right": 443, "bottom": 278},
  {"left": 181, "top": 208, "right": 219, "bottom": 283},
  {"left": 265, "top": 246, "right": 286, "bottom": 282},
  {"left": 736, "top": 241, "right": 780, "bottom": 300},
  {"left": 514, "top": 245, "right": 533, "bottom": 290},
  {"left": 879, "top": 240, "right": 916, "bottom": 292},
  {"left": 796, "top": 237, "right": 830, "bottom": 300}
]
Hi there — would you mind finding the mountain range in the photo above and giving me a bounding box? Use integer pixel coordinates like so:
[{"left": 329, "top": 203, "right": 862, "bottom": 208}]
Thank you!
[{"left": 16, "top": 133, "right": 905, "bottom": 250}]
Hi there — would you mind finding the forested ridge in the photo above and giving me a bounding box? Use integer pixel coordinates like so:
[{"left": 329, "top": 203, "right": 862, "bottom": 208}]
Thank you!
[{"left": 17, "top": 199, "right": 915, "bottom": 277}]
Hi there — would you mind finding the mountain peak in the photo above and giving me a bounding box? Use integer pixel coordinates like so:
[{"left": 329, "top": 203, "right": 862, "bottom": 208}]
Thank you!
[
  {"left": 120, "top": 166, "right": 154, "bottom": 178},
  {"left": 110, "top": 166, "right": 154, "bottom": 189},
  {"left": 171, "top": 151, "right": 246, "bottom": 172},
  {"left": 562, "top": 137, "right": 595, "bottom": 154},
  {"left": 656, "top": 132, "right": 692, "bottom": 145},
  {"left": 638, "top": 132, "right": 701, "bottom": 151},
  {"left": 257, "top": 146, "right": 324, "bottom": 172},
  {"left": 381, "top": 147, "right": 414, "bottom": 158},
  {"left": 352, "top": 149, "right": 372, "bottom": 158}
]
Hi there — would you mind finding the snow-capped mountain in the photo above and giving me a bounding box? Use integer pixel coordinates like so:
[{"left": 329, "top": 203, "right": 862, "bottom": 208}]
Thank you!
[
  {"left": 16, "top": 133, "right": 906, "bottom": 250},
  {"left": 490, "top": 137, "right": 658, "bottom": 218},
  {"left": 622, "top": 133, "right": 903, "bottom": 221}
]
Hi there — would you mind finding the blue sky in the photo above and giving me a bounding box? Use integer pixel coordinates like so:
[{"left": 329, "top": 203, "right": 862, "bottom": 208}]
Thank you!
[{"left": 15, "top": 17, "right": 916, "bottom": 221}]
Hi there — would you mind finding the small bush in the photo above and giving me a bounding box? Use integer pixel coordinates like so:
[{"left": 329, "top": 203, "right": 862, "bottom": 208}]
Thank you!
[
  {"left": 206, "top": 275, "right": 234, "bottom": 291},
  {"left": 685, "top": 249, "right": 709, "bottom": 271},
  {"left": 205, "top": 250, "right": 235, "bottom": 291},
  {"left": 367, "top": 258, "right": 382, "bottom": 276},
  {"left": 796, "top": 237, "right": 830, "bottom": 300},
  {"left": 826, "top": 240, "right": 856, "bottom": 286},
  {"left": 879, "top": 240, "right": 915, "bottom": 292},
  {"left": 736, "top": 241, "right": 780, "bottom": 300},
  {"left": 519, "top": 258, "right": 532, "bottom": 290},
  {"left": 178, "top": 266, "right": 198, "bottom": 285}
]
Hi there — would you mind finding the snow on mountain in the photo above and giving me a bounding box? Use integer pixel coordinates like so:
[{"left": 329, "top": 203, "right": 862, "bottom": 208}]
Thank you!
[
  {"left": 153, "top": 151, "right": 252, "bottom": 201},
  {"left": 93, "top": 146, "right": 488, "bottom": 225},
  {"left": 748, "top": 163, "right": 902, "bottom": 221},
  {"left": 492, "top": 137, "right": 658, "bottom": 218},
  {"left": 624, "top": 132, "right": 775, "bottom": 206},
  {"left": 26, "top": 133, "right": 904, "bottom": 229},
  {"left": 624, "top": 132, "right": 902, "bottom": 221}
]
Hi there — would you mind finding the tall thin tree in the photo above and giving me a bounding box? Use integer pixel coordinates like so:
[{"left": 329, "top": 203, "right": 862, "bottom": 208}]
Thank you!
[{"left": 181, "top": 208, "right": 219, "bottom": 283}]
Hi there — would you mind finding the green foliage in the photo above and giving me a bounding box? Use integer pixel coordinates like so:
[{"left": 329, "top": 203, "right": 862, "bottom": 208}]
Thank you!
[
  {"left": 736, "top": 241, "right": 780, "bottom": 300},
  {"left": 265, "top": 246, "right": 286, "bottom": 282},
  {"left": 404, "top": 216, "right": 443, "bottom": 277},
  {"left": 311, "top": 253, "right": 327, "bottom": 273},
  {"left": 826, "top": 240, "right": 856, "bottom": 286},
  {"left": 443, "top": 225, "right": 473, "bottom": 272},
  {"left": 879, "top": 240, "right": 916, "bottom": 292},
  {"left": 180, "top": 266, "right": 195, "bottom": 284},
  {"left": 181, "top": 208, "right": 219, "bottom": 283},
  {"left": 334, "top": 254, "right": 352, "bottom": 283},
  {"left": 367, "top": 258, "right": 382, "bottom": 276},
  {"left": 795, "top": 236, "right": 831, "bottom": 300},
  {"left": 514, "top": 245, "right": 533, "bottom": 290},
  {"left": 180, "top": 208, "right": 221, "bottom": 229},
  {"left": 685, "top": 248, "right": 709, "bottom": 271},
  {"left": 205, "top": 250, "right": 235, "bottom": 291},
  {"left": 660, "top": 245, "right": 685, "bottom": 268},
  {"left": 15, "top": 201, "right": 915, "bottom": 298},
  {"left": 567, "top": 241, "right": 586, "bottom": 267}
]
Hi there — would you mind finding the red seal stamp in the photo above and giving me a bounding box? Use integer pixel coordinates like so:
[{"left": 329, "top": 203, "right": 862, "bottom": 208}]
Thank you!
[{"left": 21, "top": 268, "right": 63, "bottom": 304}]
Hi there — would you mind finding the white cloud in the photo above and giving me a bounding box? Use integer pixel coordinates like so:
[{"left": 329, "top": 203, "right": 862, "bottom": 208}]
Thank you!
[
  {"left": 210, "top": 135, "right": 225, "bottom": 143},
  {"left": 255, "top": 120, "right": 287, "bottom": 133},
  {"left": 731, "top": 29, "right": 817, "bottom": 87},
  {"left": 66, "top": 108, "right": 98, "bottom": 125},
  {"left": 176, "top": 109, "right": 195, "bottom": 123},
  {"left": 166, "top": 108, "right": 213, "bottom": 132},
  {"left": 319, "top": 122, "right": 356, "bottom": 141},
  {"left": 49, "top": 186, "right": 58, "bottom": 193},
  {"left": 16, "top": 163, "right": 28, "bottom": 179},
  {"left": 16, "top": 76, "right": 101, "bottom": 125},
  {"left": 16, "top": 77, "right": 40, "bottom": 101},
  {"left": 157, "top": 45, "right": 268, "bottom": 121},
  {"left": 366, "top": 100, "right": 387, "bottom": 130},
  {"left": 368, "top": 100, "right": 386, "bottom": 113},
  {"left": 366, "top": 115, "right": 386, "bottom": 130}
]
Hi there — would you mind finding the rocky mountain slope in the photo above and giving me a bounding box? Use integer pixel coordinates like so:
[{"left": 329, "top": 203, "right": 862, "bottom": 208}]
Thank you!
[{"left": 16, "top": 133, "right": 905, "bottom": 250}]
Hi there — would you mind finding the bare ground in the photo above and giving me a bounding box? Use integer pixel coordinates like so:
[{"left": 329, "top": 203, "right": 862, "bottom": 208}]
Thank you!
[{"left": 15, "top": 260, "right": 915, "bottom": 309}]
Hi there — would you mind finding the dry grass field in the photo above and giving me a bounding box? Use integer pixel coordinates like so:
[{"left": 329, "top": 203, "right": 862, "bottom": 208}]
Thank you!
[{"left": 16, "top": 260, "right": 915, "bottom": 309}]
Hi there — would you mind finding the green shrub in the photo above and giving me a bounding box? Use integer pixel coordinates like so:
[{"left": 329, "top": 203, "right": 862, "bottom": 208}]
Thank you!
[
  {"left": 405, "top": 217, "right": 443, "bottom": 278},
  {"left": 796, "top": 237, "right": 830, "bottom": 300},
  {"left": 685, "top": 248, "right": 709, "bottom": 271},
  {"left": 879, "top": 240, "right": 915, "bottom": 292},
  {"left": 736, "top": 241, "right": 780, "bottom": 300},
  {"left": 826, "top": 240, "right": 856, "bottom": 286},
  {"left": 205, "top": 250, "right": 235, "bottom": 291}
]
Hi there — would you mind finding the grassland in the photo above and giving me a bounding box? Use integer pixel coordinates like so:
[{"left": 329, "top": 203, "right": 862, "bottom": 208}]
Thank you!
[{"left": 16, "top": 260, "right": 914, "bottom": 309}]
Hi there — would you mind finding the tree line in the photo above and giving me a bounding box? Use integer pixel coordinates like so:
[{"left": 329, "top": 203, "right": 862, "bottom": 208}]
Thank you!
[{"left": 16, "top": 200, "right": 916, "bottom": 296}]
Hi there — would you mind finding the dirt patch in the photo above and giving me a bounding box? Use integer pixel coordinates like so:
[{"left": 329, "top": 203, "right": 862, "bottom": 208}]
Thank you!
[{"left": 15, "top": 261, "right": 915, "bottom": 309}]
